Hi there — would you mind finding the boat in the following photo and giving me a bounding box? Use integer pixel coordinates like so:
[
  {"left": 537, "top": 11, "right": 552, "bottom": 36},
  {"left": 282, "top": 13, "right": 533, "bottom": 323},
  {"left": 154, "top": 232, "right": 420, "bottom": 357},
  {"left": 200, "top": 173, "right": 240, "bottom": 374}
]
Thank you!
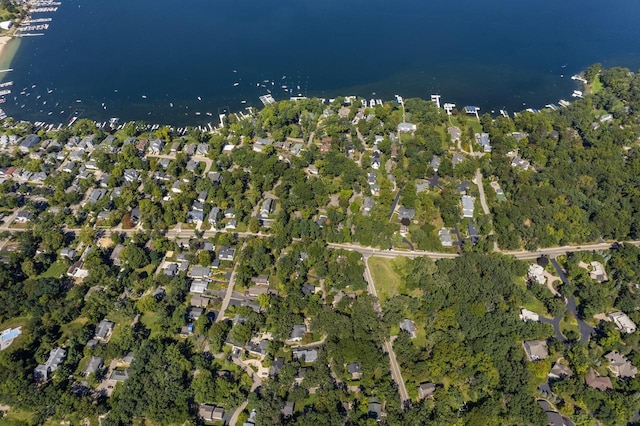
[
  {"left": 233, "top": 82, "right": 239, "bottom": 87},
  {"left": 169, "top": 103, "right": 173, "bottom": 107},
  {"left": 142, "top": 95, "right": 147, "bottom": 99},
  {"left": 197, "top": 96, "right": 202, "bottom": 101}
]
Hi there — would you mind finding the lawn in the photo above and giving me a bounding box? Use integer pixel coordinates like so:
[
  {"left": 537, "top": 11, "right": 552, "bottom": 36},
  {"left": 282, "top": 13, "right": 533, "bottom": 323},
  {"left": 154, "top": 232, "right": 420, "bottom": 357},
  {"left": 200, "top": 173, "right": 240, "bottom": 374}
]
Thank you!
[
  {"left": 368, "top": 257, "right": 403, "bottom": 304},
  {"left": 141, "top": 311, "right": 163, "bottom": 338},
  {"left": 39, "top": 260, "right": 68, "bottom": 279},
  {"left": 589, "top": 75, "right": 603, "bottom": 95}
]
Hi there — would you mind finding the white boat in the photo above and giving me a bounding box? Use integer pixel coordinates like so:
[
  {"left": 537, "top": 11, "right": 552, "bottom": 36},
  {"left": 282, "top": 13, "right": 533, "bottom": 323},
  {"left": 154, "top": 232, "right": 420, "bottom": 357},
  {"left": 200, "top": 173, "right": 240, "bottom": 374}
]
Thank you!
[
  {"left": 197, "top": 96, "right": 202, "bottom": 101},
  {"left": 142, "top": 95, "right": 147, "bottom": 99},
  {"left": 233, "top": 82, "right": 239, "bottom": 87}
]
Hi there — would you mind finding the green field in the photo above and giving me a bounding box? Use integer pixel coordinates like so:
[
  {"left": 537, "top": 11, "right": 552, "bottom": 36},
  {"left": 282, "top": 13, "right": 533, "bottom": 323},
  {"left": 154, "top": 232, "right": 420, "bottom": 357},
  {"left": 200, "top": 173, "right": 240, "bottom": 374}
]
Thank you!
[
  {"left": 590, "top": 75, "right": 603, "bottom": 95},
  {"left": 368, "top": 257, "right": 403, "bottom": 303},
  {"left": 39, "top": 260, "right": 68, "bottom": 278}
]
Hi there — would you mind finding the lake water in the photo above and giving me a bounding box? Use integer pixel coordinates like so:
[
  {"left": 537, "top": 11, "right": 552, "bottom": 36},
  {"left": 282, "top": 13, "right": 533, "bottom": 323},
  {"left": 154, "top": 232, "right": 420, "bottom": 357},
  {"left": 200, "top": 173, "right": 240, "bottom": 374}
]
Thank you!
[{"left": 4, "top": 0, "right": 640, "bottom": 125}]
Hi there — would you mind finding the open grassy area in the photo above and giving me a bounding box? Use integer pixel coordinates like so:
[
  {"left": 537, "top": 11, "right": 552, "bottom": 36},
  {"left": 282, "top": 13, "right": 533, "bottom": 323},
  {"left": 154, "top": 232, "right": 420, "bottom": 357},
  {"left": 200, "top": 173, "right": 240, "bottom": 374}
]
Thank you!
[
  {"left": 141, "top": 311, "right": 163, "bottom": 338},
  {"left": 590, "top": 75, "right": 603, "bottom": 95},
  {"left": 368, "top": 257, "right": 403, "bottom": 303},
  {"left": 39, "top": 260, "right": 68, "bottom": 279}
]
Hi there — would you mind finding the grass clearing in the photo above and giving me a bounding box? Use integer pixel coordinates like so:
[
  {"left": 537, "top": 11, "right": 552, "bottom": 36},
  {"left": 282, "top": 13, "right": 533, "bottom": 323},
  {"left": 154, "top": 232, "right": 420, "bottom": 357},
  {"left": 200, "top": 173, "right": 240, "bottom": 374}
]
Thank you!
[
  {"left": 368, "top": 257, "right": 403, "bottom": 304},
  {"left": 589, "top": 75, "right": 603, "bottom": 95},
  {"left": 141, "top": 311, "right": 163, "bottom": 338},
  {"left": 39, "top": 260, "right": 68, "bottom": 279}
]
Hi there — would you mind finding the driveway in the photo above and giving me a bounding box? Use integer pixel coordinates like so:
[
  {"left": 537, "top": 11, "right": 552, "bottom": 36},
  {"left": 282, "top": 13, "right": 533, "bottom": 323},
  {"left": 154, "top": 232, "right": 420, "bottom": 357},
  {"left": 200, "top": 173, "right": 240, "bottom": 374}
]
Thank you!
[{"left": 550, "top": 258, "right": 595, "bottom": 343}]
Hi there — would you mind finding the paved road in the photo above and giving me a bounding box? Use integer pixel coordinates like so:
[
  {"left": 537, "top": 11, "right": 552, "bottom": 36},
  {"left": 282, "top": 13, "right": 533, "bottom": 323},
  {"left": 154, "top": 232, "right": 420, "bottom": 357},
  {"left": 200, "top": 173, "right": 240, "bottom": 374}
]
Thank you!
[
  {"left": 550, "top": 258, "right": 595, "bottom": 343},
  {"left": 539, "top": 315, "right": 566, "bottom": 343},
  {"left": 474, "top": 169, "right": 490, "bottom": 216},
  {"left": 228, "top": 357, "right": 263, "bottom": 426},
  {"left": 216, "top": 241, "right": 248, "bottom": 323}
]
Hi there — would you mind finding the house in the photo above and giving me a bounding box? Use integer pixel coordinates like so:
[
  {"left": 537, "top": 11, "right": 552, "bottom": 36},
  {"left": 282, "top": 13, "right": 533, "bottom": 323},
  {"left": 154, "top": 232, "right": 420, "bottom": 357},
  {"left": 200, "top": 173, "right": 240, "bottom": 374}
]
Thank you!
[
  {"left": 123, "top": 169, "right": 140, "bottom": 183},
  {"left": 511, "top": 156, "right": 531, "bottom": 170},
  {"left": 548, "top": 360, "right": 573, "bottom": 379},
  {"left": 19, "top": 134, "right": 40, "bottom": 152},
  {"left": 225, "top": 219, "right": 237, "bottom": 230},
  {"left": 163, "top": 263, "right": 178, "bottom": 277},
  {"left": 148, "top": 138, "right": 164, "bottom": 154},
  {"left": 609, "top": 311, "right": 636, "bottom": 334},
  {"left": 348, "top": 362, "right": 362, "bottom": 380},
  {"left": 251, "top": 275, "right": 270, "bottom": 286},
  {"left": 189, "top": 294, "right": 209, "bottom": 309},
  {"left": 208, "top": 207, "right": 221, "bottom": 225},
  {"left": 528, "top": 264, "right": 546, "bottom": 285},
  {"left": 260, "top": 198, "right": 274, "bottom": 218},
  {"left": 418, "top": 382, "right": 436, "bottom": 399},
  {"left": 363, "top": 197, "right": 375, "bottom": 215},
  {"left": 461, "top": 195, "right": 474, "bottom": 218},
  {"left": 605, "top": 351, "right": 637, "bottom": 378},
  {"left": 190, "top": 266, "right": 210, "bottom": 279},
  {"left": 448, "top": 126, "right": 461, "bottom": 142},
  {"left": 190, "top": 279, "right": 208, "bottom": 294},
  {"left": 171, "top": 181, "right": 183, "bottom": 193},
  {"left": 224, "top": 207, "right": 235, "bottom": 219},
  {"left": 186, "top": 160, "right": 200, "bottom": 173},
  {"left": 368, "top": 397, "right": 382, "bottom": 420},
  {"left": 519, "top": 309, "right": 539, "bottom": 322},
  {"left": 397, "top": 207, "right": 415, "bottom": 222},
  {"left": 247, "top": 339, "right": 269, "bottom": 357},
  {"left": 86, "top": 189, "right": 107, "bottom": 205},
  {"left": 282, "top": 401, "right": 294, "bottom": 418},
  {"left": 110, "top": 244, "right": 124, "bottom": 266},
  {"left": 367, "top": 171, "right": 377, "bottom": 186},
  {"left": 430, "top": 155, "right": 441, "bottom": 172},
  {"left": 371, "top": 150, "right": 381, "bottom": 170},
  {"left": 588, "top": 261, "right": 608, "bottom": 282},
  {"left": 110, "top": 369, "right": 130, "bottom": 382},
  {"left": 187, "top": 307, "right": 204, "bottom": 321},
  {"left": 196, "top": 143, "right": 209, "bottom": 156},
  {"left": 293, "top": 348, "right": 318, "bottom": 363},
  {"left": 187, "top": 210, "right": 205, "bottom": 224},
  {"left": 271, "top": 357, "right": 285, "bottom": 377},
  {"left": 197, "top": 190, "right": 208, "bottom": 204},
  {"left": 400, "top": 319, "right": 417, "bottom": 338},
  {"left": 209, "top": 172, "right": 222, "bottom": 184},
  {"left": 0, "top": 327, "right": 22, "bottom": 351},
  {"left": 60, "top": 248, "right": 77, "bottom": 260},
  {"left": 192, "top": 201, "right": 205, "bottom": 212},
  {"left": 439, "top": 228, "right": 453, "bottom": 247},
  {"left": 289, "top": 324, "right": 307, "bottom": 342},
  {"left": 397, "top": 122, "right": 417, "bottom": 133},
  {"left": 301, "top": 283, "right": 315, "bottom": 296},
  {"left": 34, "top": 347, "right": 66, "bottom": 381},
  {"left": 84, "top": 356, "right": 103, "bottom": 376},
  {"left": 14, "top": 211, "right": 32, "bottom": 223},
  {"left": 585, "top": 368, "right": 613, "bottom": 391},
  {"left": 523, "top": 340, "right": 548, "bottom": 361},
  {"left": 457, "top": 181, "right": 471, "bottom": 194},
  {"left": 475, "top": 132, "right": 492, "bottom": 152},
  {"left": 219, "top": 246, "right": 236, "bottom": 261},
  {"left": 95, "top": 319, "right": 115, "bottom": 342},
  {"left": 468, "top": 222, "right": 479, "bottom": 244}
]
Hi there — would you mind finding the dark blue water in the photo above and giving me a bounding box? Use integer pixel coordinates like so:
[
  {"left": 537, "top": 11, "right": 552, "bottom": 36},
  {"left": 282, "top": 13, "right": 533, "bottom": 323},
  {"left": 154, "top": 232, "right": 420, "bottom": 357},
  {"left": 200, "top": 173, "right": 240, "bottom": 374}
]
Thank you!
[{"left": 4, "top": 0, "right": 640, "bottom": 125}]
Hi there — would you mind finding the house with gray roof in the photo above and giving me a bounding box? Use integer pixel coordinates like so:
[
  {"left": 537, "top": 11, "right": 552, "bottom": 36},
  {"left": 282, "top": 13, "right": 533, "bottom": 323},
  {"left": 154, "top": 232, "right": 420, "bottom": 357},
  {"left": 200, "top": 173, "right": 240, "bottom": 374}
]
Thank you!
[
  {"left": 461, "top": 195, "right": 474, "bottom": 218},
  {"left": 19, "top": 134, "right": 40, "bottom": 153},
  {"left": 605, "top": 351, "right": 637, "bottom": 378},
  {"left": 34, "top": 347, "right": 66, "bottom": 381},
  {"left": 475, "top": 132, "right": 492, "bottom": 152},
  {"left": 84, "top": 356, "right": 103, "bottom": 377},
  {"left": 363, "top": 197, "right": 375, "bottom": 216},
  {"left": 293, "top": 348, "right": 318, "bottom": 363},
  {"left": 523, "top": 340, "right": 548, "bottom": 361},
  {"left": 400, "top": 319, "right": 417, "bottom": 338},
  {"left": 439, "top": 228, "right": 453, "bottom": 247},
  {"left": 289, "top": 324, "right": 306, "bottom": 342},
  {"left": 219, "top": 245, "right": 236, "bottom": 261},
  {"left": 418, "top": 382, "right": 436, "bottom": 399},
  {"left": 95, "top": 319, "right": 115, "bottom": 342},
  {"left": 398, "top": 206, "right": 415, "bottom": 221}
]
